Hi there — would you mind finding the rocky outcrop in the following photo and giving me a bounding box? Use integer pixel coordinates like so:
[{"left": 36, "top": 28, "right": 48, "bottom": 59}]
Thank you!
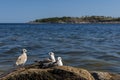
[
  {"left": 91, "top": 71, "right": 120, "bottom": 80},
  {"left": 1, "top": 66, "right": 94, "bottom": 80},
  {"left": 0, "top": 63, "right": 120, "bottom": 80}
]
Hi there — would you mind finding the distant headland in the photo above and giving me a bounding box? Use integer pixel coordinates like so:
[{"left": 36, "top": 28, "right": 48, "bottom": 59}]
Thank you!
[{"left": 29, "top": 16, "right": 120, "bottom": 24}]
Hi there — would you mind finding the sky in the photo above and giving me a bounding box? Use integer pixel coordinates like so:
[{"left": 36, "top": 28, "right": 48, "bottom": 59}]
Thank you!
[{"left": 0, "top": 0, "right": 120, "bottom": 23}]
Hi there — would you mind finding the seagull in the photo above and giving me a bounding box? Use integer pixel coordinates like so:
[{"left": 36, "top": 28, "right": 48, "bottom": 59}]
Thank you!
[
  {"left": 16, "top": 49, "right": 27, "bottom": 66},
  {"left": 35, "top": 52, "right": 56, "bottom": 63},
  {"left": 42, "top": 57, "right": 63, "bottom": 68},
  {"left": 48, "top": 52, "right": 56, "bottom": 62},
  {"left": 56, "top": 57, "right": 63, "bottom": 66},
  {"left": 34, "top": 52, "right": 56, "bottom": 68}
]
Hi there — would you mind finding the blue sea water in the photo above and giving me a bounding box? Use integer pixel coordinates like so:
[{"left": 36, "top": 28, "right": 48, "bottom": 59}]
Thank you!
[{"left": 0, "top": 23, "right": 120, "bottom": 74}]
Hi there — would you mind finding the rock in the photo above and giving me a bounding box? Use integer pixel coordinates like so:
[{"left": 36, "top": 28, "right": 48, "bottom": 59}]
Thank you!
[
  {"left": 91, "top": 71, "right": 120, "bottom": 80},
  {"left": 110, "top": 73, "right": 120, "bottom": 80},
  {"left": 1, "top": 62, "right": 120, "bottom": 80},
  {"left": 91, "top": 71, "right": 112, "bottom": 80},
  {"left": 0, "top": 65, "right": 94, "bottom": 80}
]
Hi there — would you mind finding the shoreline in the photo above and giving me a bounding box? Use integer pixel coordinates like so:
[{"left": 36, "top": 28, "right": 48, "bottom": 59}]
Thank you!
[
  {"left": 30, "top": 16, "right": 120, "bottom": 24},
  {"left": 28, "top": 22, "right": 120, "bottom": 24}
]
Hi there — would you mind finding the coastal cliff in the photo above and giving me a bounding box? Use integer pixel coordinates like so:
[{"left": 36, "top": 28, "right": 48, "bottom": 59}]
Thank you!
[{"left": 1, "top": 63, "right": 120, "bottom": 80}]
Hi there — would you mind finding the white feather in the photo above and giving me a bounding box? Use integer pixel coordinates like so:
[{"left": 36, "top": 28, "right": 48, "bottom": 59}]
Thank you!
[
  {"left": 57, "top": 57, "right": 63, "bottom": 66},
  {"left": 16, "top": 49, "right": 27, "bottom": 66},
  {"left": 49, "top": 52, "right": 56, "bottom": 62}
]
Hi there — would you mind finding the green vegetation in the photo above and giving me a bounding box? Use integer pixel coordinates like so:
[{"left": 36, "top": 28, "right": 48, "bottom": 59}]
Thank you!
[{"left": 31, "top": 16, "right": 120, "bottom": 24}]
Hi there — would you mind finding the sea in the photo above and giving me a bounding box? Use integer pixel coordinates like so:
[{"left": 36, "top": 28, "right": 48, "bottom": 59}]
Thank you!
[{"left": 0, "top": 23, "right": 120, "bottom": 74}]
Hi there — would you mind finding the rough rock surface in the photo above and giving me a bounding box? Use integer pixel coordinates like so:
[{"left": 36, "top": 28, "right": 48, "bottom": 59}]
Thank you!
[
  {"left": 91, "top": 71, "right": 120, "bottom": 80},
  {"left": 0, "top": 65, "right": 94, "bottom": 80},
  {"left": 1, "top": 63, "right": 120, "bottom": 80}
]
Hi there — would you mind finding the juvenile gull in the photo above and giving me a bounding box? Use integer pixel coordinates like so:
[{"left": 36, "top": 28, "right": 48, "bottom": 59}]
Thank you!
[{"left": 16, "top": 49, "right": 27, "bottom": 66}]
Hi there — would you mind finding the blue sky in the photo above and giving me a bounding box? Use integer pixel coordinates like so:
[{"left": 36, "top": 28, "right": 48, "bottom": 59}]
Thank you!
[{"left": 0, "top": 0, "right": 120, "bottom": 23}]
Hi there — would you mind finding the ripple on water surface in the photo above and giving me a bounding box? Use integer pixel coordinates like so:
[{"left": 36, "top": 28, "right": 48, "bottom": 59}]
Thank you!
[{"left": 0, "top": 24, "right": 120, "bottom": 74}]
